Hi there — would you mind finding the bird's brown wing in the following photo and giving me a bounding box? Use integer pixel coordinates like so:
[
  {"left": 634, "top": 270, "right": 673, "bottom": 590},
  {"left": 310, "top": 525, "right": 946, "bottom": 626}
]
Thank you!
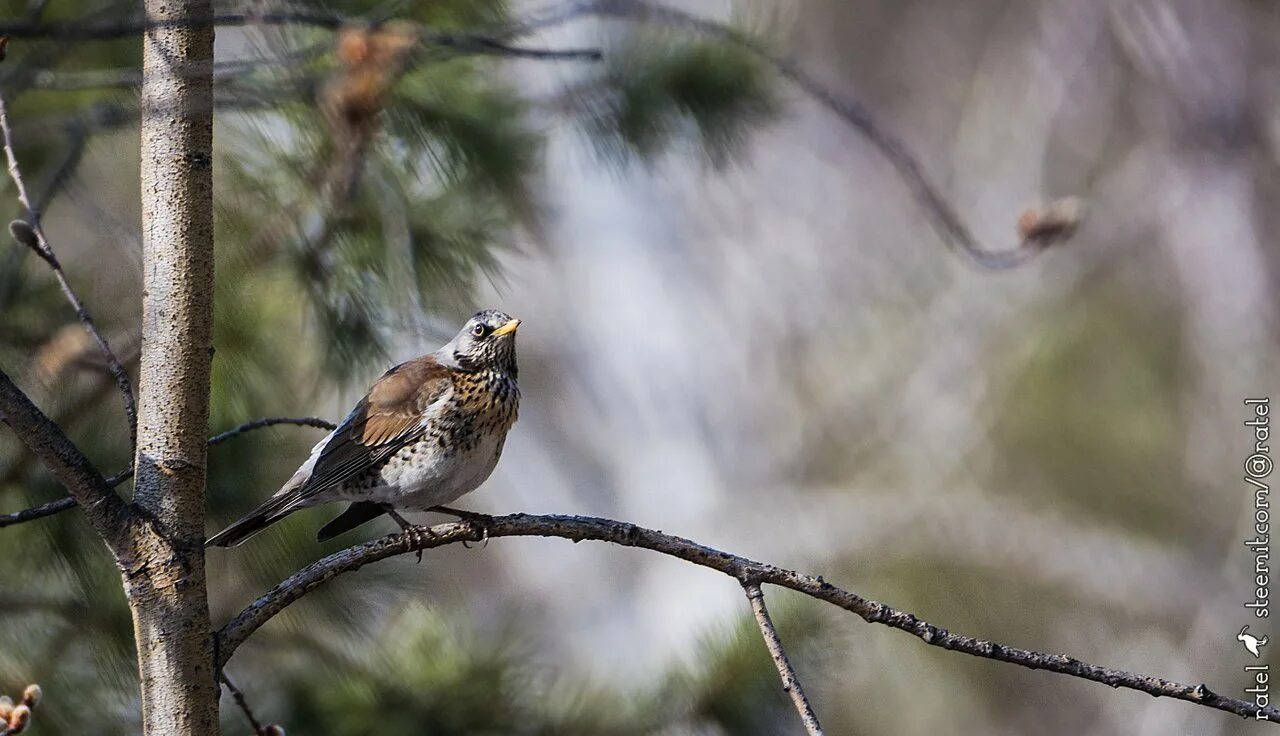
[{"left": 299, "top": 355, "right": 452, "bottom": 498}]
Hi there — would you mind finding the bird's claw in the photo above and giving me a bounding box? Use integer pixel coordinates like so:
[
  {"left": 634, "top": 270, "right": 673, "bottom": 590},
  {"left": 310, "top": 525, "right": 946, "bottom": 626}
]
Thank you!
[
  {"left": 403, "top": 524, "right": 436, "bottom": 563},
  {"left": 461, "top": 515, "right": 491, "bottom": 549}
]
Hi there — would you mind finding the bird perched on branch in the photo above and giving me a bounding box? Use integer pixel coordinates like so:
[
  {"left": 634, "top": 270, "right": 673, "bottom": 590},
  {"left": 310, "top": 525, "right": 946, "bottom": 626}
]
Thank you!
[{"left": 207, "top": 310, "right": 521, "bottom": 548}]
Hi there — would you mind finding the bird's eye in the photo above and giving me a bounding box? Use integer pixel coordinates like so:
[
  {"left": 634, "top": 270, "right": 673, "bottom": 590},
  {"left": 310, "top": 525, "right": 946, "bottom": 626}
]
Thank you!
[{"left": 472, "top": 324, "right": 487, "bottom": 338}]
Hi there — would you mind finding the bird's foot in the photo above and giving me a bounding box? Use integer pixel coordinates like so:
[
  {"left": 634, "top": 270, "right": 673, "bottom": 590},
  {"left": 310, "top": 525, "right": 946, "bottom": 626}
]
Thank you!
[
  {"left": 386, "top": 508, "right": 433, "bottom": 563},
  {"left": 432, "top": 506, "right": 491, "bottom": 549},
  {"left": 462, "top": 519, "right": 490, "bottom": 549},
  {"left": 405, "top": 525, "right": 439, "bottom": 562}
]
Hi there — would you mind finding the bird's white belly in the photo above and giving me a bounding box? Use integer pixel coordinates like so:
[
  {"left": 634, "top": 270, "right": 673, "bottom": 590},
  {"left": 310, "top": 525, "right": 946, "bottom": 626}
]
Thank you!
[{"left": 364, "top": 433, "right": 505, "bottom": 510}]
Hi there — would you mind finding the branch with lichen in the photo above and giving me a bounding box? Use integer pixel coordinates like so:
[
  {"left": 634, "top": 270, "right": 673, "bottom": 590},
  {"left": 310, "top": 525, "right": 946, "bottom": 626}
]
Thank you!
[{"left": 216, "top": 513, "right": 1280, "bottom": 730}]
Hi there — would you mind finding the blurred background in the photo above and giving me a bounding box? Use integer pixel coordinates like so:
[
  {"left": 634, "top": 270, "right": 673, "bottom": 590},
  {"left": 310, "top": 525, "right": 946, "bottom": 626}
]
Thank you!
[{"left": 2, "top": 0, "right": 1279, "bottom": 733}]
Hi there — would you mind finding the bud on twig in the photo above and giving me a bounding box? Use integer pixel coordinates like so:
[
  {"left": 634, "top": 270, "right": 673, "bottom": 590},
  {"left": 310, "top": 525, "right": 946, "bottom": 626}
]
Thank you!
[
  {"left": 1016, "top": 197, "right": 1084, "bottom": 248},
  {"left": 9, "top": 219, "right": 58, "bottom": 268},
  {"left": 6, "top": 704, "right": 29, "bottom": 734},
  {"left": 19, "top": 686, "right": 39, "bottom": 709},
  {"left": 0, "top": 684, "right": 39, "bottom": 735},
  {"left": 8, "top": 220, "right": 36, "bottom": 248}
]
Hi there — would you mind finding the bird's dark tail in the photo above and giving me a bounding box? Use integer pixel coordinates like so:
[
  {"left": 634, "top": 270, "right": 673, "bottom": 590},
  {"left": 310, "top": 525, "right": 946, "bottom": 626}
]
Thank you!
[
  {"left": 206, "top": 493, "right": 301, "bottom": 548},
  {"left": 316, "top": 501, "right": 386, "bottom": 542}
]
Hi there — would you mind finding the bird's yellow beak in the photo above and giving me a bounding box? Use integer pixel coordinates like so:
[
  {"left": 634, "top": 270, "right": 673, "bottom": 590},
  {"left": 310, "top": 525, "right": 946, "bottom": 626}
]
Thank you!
[{"left": 491, "top": 318, "right": 521, "bottom": 337}]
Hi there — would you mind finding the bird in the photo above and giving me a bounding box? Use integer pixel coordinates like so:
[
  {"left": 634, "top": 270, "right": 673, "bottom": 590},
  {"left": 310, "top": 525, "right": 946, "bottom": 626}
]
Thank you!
[
  {"left": 1240, "top": 625, "right": 1269, "bottom": 658},
  {"left": 207, "top": 309, "right": 521, "bottom": 548}
]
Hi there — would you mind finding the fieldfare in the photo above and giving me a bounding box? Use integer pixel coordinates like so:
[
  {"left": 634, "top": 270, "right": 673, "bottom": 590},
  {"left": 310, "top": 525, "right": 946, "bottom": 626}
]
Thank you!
[{"left": 207, "top": 310, "right": 521, "bottom": 547}]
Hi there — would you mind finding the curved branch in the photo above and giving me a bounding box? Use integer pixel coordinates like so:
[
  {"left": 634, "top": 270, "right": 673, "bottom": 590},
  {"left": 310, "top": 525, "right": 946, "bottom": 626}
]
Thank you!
[
  {"left": 217, "top": 513, "right": 1278, "bottom": 725},
  {"left": 744, "top": 582, "right": 824, "bottom": 735},
  {"left": 207, "top": 416, "right": 336, "bottom": 446},
  {"left": 0, "top": 416, "right": 334, "bottom": 528},
  {"left": 549, "top": 0, "right": 1079, "bottom": 269},
  {"left": 0, "top": 93, "right": 138, "bottom": 446}
]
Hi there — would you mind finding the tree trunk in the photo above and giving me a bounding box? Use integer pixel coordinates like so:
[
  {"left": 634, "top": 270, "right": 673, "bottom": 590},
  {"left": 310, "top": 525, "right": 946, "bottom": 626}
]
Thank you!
[{"left": 128, "top": 0, "right": 218, "bottom": 733}]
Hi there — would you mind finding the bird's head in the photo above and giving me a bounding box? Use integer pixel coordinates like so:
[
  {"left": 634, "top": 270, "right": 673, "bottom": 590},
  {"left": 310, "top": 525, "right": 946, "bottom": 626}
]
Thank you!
[{"left": 445, "top": 309, "right": 520, "bottom": 374}]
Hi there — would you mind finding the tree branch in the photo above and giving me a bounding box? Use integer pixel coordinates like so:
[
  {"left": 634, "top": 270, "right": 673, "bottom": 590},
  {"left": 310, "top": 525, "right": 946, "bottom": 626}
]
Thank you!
[
  {"left": 0, "top": 13, "right": 602, "bottom": 64},
  {"left": 206, "top": 416, "right": 336, "bottom": 447},
  {"left": 0, "top": 496, "right": 75, "bottom": 528},
  {"left": 743, "top": 582, "right": 825, "bottom": 736},
  {"left": 0, "top": 416, "right": 335, "bottom": 528},
  {"left": 0, "top": 12, "right": 346, "bottom": 39},
  {"left": 219, "top": 674, "right": 278, "bottom": 736},
  {"left": 0, "top": 368, "right": 129, "bottom": 548},
  {"left": 3, "top": 2, "right": 1078, "bottom": 272},
  {"left": 216, "top": 513, "right": 1280, "bottom": 725},
  {"left": 544, "top": 0, "right": 1080, "bottom": 269},
  {"left": 0, "top": 92, "right": 139, "bottom": 447}
]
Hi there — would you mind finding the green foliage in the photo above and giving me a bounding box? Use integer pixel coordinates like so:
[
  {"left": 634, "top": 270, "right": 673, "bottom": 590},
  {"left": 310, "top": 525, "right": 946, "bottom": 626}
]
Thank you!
[
  {"left": 0, "top": 1, "right": 786, "bottom": 731},
  {"left": 276, "top": 604, "right": 645, "bottom": 735},
  {"left": 658, "top": 599, "right": 823, "bottom": 735},
  {"left": 586, "top": 35, "right": 778, "bottom": 167}
]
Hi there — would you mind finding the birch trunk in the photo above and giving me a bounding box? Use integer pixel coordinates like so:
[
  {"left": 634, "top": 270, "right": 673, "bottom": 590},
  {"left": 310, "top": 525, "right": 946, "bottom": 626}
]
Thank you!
[{"left": 129, "top": 0, "right": 218, "bottom": 733}]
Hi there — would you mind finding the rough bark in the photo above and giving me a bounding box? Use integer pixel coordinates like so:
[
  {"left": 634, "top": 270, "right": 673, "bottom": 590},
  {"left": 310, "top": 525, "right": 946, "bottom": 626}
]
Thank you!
[{"left": 129, "top": 0, "right": 219, "bottom": 733}]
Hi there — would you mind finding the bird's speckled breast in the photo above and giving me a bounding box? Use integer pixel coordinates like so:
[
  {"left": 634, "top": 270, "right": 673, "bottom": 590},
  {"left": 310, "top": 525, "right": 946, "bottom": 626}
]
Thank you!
[
  {"left": 345, "top": 369, "right": 519, "bottom": 509},
  {"left": 435, "top": 368, "right": 520, "bottom": 452}
]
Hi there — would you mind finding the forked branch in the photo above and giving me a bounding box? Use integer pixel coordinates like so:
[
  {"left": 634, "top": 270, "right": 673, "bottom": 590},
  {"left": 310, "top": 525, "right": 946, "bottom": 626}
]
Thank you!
[
  {"left": 744, "top": 582, "right": 824, "bottom": 735},
  {"left": 0, "top": 368, "right": 129, "bottom": 549},
  {"left": 0, "top": 416, "right": 335, "bottom": 528},
  {"left": 216, "top": 513, "right": 1280, "bottom": 725}
]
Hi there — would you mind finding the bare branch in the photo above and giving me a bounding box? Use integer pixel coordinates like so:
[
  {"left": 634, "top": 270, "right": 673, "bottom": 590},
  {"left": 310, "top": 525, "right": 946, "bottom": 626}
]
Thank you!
[
  {"left": 0, "top": 12, "right": 346, "bottom": 40},
  {"left": 428, "top": 36, "right": 601, "bottom": 62},
  {"left": 219, "top": 674, "right": 279, "bottom": 736},
  {"left": 0, "top": 368, "right": 129, "bottom": 548},
  {"left": 0, "top": 13, "right": 602, "bottom": 64},
  {"left": 0, "top": 416, "right": 335, "bottom": 528},
  {"left": 216, "top": 513, "right": 1280, "bottom": 724},
  {"left": 0, "top": 92, "right": 138, "bottom": 447},
  {"left": 0, "top": 496, "right": 74, "bottom": 528},
  {"left": 743, "top": 582, "right": 825, "bottom": 736},
  {"left": 207, "top": 416, "right": 336, "bottom": 446},
  {"left": 542, "top": 0, "right": 1080, "bottom": 270}
]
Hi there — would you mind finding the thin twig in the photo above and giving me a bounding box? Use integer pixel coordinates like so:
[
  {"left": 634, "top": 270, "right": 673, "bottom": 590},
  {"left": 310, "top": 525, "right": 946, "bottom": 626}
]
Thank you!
[
  {"left": 0, "top": 416, "right": 335, "bottom": 527},
  {"left": 207, "top": 416, "right": 336, "bottom": 446},
  {"left": 0, "top": 12, "right": 347, "bottom": 39},
  {"left": 743, "top": 582, "right": 825, "bottom": 735},
  {"left": 216, "top": 514, "right": 1280, "bottom": 724},
  {"left": 0, "top": 12, "right": 604, "bottom": 65},
  {"left": 20, "top": 40, "right": 596, "bottom": 95},
  {"left": 425, "top": 35, "right": 601, "bottom": 61},
  {"left": 0, "top": 92, "right": 138, "bottom": 447},
  {"left": 219, "top": 673, "right": 271, "bottom": 736},
  {"left": 535, "top": 0, "right": 1073, "bottom": 270},
  {"left": 0, "top": 368, "right": 130, "bottom": 549},
  {"left": 0, "top": 496, "right": 74, "bottom": 528}
]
